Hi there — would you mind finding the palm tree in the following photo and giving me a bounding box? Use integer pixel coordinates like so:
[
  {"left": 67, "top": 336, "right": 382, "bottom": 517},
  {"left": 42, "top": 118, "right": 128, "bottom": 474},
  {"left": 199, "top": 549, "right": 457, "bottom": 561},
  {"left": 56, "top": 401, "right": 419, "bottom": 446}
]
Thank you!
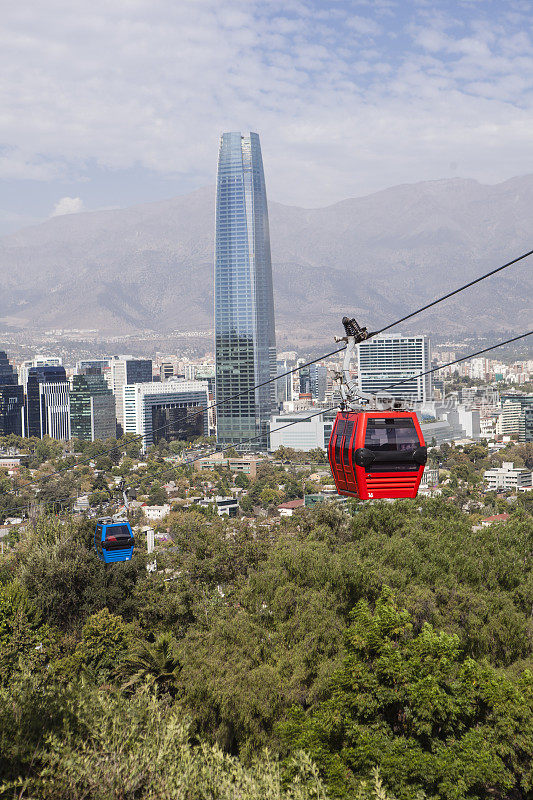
[{"left": 122, "top": 632, "right": 181, "bottom": 695}]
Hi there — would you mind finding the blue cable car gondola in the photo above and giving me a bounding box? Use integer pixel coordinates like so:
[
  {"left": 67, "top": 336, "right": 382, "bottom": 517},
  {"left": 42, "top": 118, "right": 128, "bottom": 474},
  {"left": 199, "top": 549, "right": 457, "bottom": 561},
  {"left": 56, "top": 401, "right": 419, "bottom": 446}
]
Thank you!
[{"left": 94, "top": 518, "right": 135, "bottom": 564}]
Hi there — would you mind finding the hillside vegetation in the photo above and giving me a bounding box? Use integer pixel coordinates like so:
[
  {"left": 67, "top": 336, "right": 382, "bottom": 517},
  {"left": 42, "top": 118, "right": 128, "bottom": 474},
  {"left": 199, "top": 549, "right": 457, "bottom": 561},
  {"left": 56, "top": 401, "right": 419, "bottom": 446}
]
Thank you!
[{"left": 1, "top": 493, "right": 532, "bottom": 799}]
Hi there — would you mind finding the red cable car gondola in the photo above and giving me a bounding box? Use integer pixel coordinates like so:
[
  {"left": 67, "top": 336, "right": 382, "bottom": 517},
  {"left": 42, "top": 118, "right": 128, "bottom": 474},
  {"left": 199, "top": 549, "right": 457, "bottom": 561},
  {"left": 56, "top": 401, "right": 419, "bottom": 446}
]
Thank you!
[
  {"left": 327, "top": 317, "right": 427, "bottom": 500},
  {"left": 328, "top": 410, "right": 427, "bottom": 499}
]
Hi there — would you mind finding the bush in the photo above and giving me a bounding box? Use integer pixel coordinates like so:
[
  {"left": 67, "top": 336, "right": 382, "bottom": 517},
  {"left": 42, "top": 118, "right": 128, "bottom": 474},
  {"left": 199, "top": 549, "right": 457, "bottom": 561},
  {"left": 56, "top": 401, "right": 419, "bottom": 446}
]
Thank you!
[
  {"left": 3, "top": 686, "right": 329, "bottom": 800},
  {"left": 280, "top": 589, "right": 533, "bottom": 800}
]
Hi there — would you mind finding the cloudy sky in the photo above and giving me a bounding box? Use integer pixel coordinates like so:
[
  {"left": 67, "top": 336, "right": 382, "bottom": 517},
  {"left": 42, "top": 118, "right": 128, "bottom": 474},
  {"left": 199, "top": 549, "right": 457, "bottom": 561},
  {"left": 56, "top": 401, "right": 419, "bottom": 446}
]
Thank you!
[{"left": 1, "top": 0, "right": 532, "bottom": 233}]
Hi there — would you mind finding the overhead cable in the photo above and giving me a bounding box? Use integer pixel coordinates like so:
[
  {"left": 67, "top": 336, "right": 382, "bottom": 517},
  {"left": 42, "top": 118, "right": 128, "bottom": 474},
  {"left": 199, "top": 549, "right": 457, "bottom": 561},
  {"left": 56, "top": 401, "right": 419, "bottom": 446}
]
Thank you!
[
  {"left": 2, "top": 248, "right": 531, "bottom": 497},
  {"left": 372, "top": 248, "right": 533, "bottom": 336},
  {"left": 384, "top": 330, "right": 532, "bottom": 392}
]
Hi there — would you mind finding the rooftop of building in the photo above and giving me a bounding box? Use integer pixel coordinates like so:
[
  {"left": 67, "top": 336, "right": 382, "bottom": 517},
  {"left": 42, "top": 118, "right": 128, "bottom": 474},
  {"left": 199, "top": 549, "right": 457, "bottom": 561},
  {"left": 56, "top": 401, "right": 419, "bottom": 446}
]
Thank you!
[
  {"left": 485, "top": 462, "right": 531, "bottom": 473},
  {"left": 278, "top": 499, "right": 305, "bottom": 510}
]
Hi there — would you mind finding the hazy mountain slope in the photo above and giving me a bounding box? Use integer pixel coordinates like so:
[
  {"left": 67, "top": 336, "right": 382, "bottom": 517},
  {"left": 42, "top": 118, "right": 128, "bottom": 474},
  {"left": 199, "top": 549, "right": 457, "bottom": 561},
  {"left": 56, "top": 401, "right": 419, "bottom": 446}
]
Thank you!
[{"left": 0, "top": 176, "right": 531, "bottom": 338}]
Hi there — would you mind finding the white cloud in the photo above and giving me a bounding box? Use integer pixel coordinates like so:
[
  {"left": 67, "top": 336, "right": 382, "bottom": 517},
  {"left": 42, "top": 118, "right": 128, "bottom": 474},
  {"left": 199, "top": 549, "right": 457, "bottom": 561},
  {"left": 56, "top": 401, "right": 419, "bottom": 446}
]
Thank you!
[
  {"left": 51, "top": 196, "right": 84, "bottom": 216},
  {"left": 0, "top": 0, "right": 532, "bottom": 209}
]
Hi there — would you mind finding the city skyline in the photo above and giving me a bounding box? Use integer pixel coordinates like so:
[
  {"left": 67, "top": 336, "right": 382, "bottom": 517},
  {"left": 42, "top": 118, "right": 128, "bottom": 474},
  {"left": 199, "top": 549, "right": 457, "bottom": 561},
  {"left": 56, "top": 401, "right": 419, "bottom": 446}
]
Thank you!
[{"left": 0, "top": 335, "right": 531, "bottom": 450}]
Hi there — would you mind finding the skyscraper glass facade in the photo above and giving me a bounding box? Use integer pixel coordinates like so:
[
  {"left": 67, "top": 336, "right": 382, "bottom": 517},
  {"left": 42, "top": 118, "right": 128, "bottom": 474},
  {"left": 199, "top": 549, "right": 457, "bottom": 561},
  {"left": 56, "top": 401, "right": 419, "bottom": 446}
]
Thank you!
[
  {"left": 0, "top": 351, "right": 23, "bottom": 436},
  {"left": 215, "top": 131, "right": 276, "bottom": 449},
  {"left": 26, "top": 366, "right": 67, "bottom": 438},
  {"left": 70, "top": 374, "right": 116, "bottom": 441},
  {"left": 39, "top": 382, "right": 71, "bottom": 441}
]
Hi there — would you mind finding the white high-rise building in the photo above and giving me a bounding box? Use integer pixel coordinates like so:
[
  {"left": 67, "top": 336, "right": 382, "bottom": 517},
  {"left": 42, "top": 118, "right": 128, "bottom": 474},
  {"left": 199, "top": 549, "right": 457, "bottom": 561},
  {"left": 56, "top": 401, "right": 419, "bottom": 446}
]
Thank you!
[
  {"left": 357, "top": 335, "right": 431, "bottom": 403},
  {"left": 269, "top": 409, "right": 336, "bottom": 452},
  {"left": 106, "top": 356, "right": 152, "bottom": 433},
  {"left": 496, "top": 400, "right": 522, "bottom": 436},
  {"left": 123, "top": 380, "right": 209, "bottom": 452},
  {"left": 39, "top": 382, "right": 70, "bottom": 441}
]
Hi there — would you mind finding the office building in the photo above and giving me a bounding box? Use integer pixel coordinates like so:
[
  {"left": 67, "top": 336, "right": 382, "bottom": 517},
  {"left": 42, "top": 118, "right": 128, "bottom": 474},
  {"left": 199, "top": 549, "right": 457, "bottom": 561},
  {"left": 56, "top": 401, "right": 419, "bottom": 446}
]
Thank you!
[
  {"left": 0, "top": 351, "right": 24, "bottom": 436},
  {"left": 299, "top": 363, "right": 327, "bottom": 401},
  {"left": 358, "top": 335, "right": 431, "bottom": 402},
  {"left": 496, "top": 400, "right": 522, "bottom": 437},
  {"left": 452, "top": 406, "right": 481, "bottom": 439},
  {"left": 498, "top": 393, "right": 533, "bottom": 443},
  {"left": 25, "top": 365, "right": 68, "bottom": 439},
  {"left": 215, "top": 131, "right": 276, "bottom": 449},
  {"left": 519, "top": 408, "right": 533, "bottom": 443},
  {"left": 106, "top": 356, "right": 153, "bottom": 434},
  {"left": 75, "top": 359, "right": 110, "bottom": 375},
  {"left": 19, "top": 356, "right": 63, "bottom": 393},
  {"left": 483, "top": 462, "right": 532, "bottom": 491},
  {"left": 160, "top": 362, "right": 175, "bottom": 381},
  {"left": 70, "top": 374, "right": 116, "bottom": 441},
  {"left": 269, "top": 409, "right": 336, "bottom": 452},
  {"left": 123, "top": 380, "right": 209, "bottom": 452},
  {"left": 39, "top": 382, "right": 70, "bottom": 440},
  {"left": 500, "top": 392, "right": 533, "bottom": 410},
  {"left": 275, "top": 360, "right": 293, "bottom": 405}
]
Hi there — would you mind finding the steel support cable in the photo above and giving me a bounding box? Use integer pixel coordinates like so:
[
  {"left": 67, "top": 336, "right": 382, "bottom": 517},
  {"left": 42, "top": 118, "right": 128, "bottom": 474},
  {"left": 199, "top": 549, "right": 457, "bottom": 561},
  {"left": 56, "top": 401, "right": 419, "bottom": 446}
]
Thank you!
[
  {"left": 2, "top": 340, "right": 348, "bottom": 499},
  {"left": 124, "top": 404, "right": 340, "bottom": 494},
  {"left": 3, "top": 327, "right": 532, "bottom": 519},
  {"left": 371, "top": 248, "right": 533, "bottom": 336},
  {"left": 2, "top": 248, "right": 532, "bottom": 498},
  {"left": 5, "top": 328, "right": 532, "bottom": 519},
  {"left": 382, "top": 330, "right": 532, "bottom": 392},
  {"left": 190, "top": 247, "right": 533, "bottom": 420},
  {"left": 1, "top": 405, "right": 338, "bottom": 517},
  {"left": 74, "top": 328, "right": 533, "bottom": 504}
]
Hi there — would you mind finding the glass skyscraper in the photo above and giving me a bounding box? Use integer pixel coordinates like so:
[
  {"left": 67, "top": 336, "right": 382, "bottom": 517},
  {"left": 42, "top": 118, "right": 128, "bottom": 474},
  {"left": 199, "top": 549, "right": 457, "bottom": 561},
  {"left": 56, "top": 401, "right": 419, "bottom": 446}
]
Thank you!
[
  {"left": 0, "top": 351, "right": 24, "bottom": 437},
  {"left": 215, "top": 131, "right": 276, "bottom": 449},
  {"left": 26, "top": 365, "right": 68, "bottom": 439},
  {"left": 70, "top": 373, "right": 116, "bottom": 442}
]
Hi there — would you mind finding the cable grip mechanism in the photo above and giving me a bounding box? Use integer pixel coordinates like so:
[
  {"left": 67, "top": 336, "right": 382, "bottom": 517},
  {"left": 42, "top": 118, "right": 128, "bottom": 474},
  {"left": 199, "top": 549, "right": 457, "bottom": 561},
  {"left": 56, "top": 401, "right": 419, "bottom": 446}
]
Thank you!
[{"left": 334, "top": 316, "right": 396, "bottom": 411}]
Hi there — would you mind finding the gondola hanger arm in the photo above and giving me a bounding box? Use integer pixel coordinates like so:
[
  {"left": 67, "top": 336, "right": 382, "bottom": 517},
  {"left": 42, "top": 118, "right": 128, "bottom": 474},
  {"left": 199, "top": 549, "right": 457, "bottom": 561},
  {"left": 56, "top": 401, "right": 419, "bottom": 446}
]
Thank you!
[{"left": 334, "top": 317, "right": 404, "bottom": 411}]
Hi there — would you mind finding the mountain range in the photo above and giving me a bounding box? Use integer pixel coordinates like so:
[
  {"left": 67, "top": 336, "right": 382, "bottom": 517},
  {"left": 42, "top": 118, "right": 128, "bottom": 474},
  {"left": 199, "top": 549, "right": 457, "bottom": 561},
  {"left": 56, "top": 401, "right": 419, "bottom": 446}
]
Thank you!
[{"left": 0, "top": 175, "right": 531, "bottom": 343}]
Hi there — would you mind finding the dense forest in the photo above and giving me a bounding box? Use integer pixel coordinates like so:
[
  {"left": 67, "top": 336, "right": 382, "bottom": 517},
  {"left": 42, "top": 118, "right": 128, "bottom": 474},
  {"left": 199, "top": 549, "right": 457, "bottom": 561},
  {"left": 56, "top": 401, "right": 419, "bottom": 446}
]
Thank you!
[{"left": 1, "top": 492, "right": 532, "bottom": 799}]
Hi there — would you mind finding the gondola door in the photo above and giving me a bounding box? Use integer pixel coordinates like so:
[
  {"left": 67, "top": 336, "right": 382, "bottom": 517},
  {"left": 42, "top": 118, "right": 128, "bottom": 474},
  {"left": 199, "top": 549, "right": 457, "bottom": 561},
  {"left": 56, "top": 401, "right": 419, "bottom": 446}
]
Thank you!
[{"left": 328, "top": 413, "right": 360, "bottom": 498}]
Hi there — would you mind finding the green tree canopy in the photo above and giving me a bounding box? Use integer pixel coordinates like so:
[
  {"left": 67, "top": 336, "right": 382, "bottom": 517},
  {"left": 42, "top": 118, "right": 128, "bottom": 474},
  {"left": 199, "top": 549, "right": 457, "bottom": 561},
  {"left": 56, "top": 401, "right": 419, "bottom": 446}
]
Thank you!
[{"left": 280, "top": 589, "right": 533, "bottom": 800}]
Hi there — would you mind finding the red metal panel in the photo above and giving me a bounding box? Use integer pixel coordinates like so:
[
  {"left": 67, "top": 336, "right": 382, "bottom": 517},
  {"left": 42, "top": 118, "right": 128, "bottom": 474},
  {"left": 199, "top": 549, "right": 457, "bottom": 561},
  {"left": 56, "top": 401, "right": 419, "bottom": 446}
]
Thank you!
[
  {"left": 328, "top": 411, "right": 361, "bottom": 497},
  {"left": 328, "top": 410, "right": 426, "bottom": 501}
]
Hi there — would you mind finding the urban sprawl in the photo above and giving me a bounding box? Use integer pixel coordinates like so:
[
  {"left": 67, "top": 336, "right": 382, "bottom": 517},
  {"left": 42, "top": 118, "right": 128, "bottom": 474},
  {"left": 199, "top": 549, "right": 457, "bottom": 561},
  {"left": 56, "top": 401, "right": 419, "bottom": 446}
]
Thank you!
[{"left": 0, "top": 132, "right": 531, "bottom": 527}]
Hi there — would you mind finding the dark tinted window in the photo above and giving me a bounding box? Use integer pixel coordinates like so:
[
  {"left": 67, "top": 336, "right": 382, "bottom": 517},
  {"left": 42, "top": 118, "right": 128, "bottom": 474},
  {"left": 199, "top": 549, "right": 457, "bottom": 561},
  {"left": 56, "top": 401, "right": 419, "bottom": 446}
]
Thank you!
[
  {"left": 342, "top": 421, "right": 354, "bottom": 465},
  {"left": 334, "top": 419, "right": 346, "bottom": 463},
  {"left": 103, "top": 523, "right": 134, "bottom": 551},
  {"left": 365, "top": 418, "right": 419, "bottom": 452},
  {"left": 104, "top": 524, "right": 133, "bottom": 542}
]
